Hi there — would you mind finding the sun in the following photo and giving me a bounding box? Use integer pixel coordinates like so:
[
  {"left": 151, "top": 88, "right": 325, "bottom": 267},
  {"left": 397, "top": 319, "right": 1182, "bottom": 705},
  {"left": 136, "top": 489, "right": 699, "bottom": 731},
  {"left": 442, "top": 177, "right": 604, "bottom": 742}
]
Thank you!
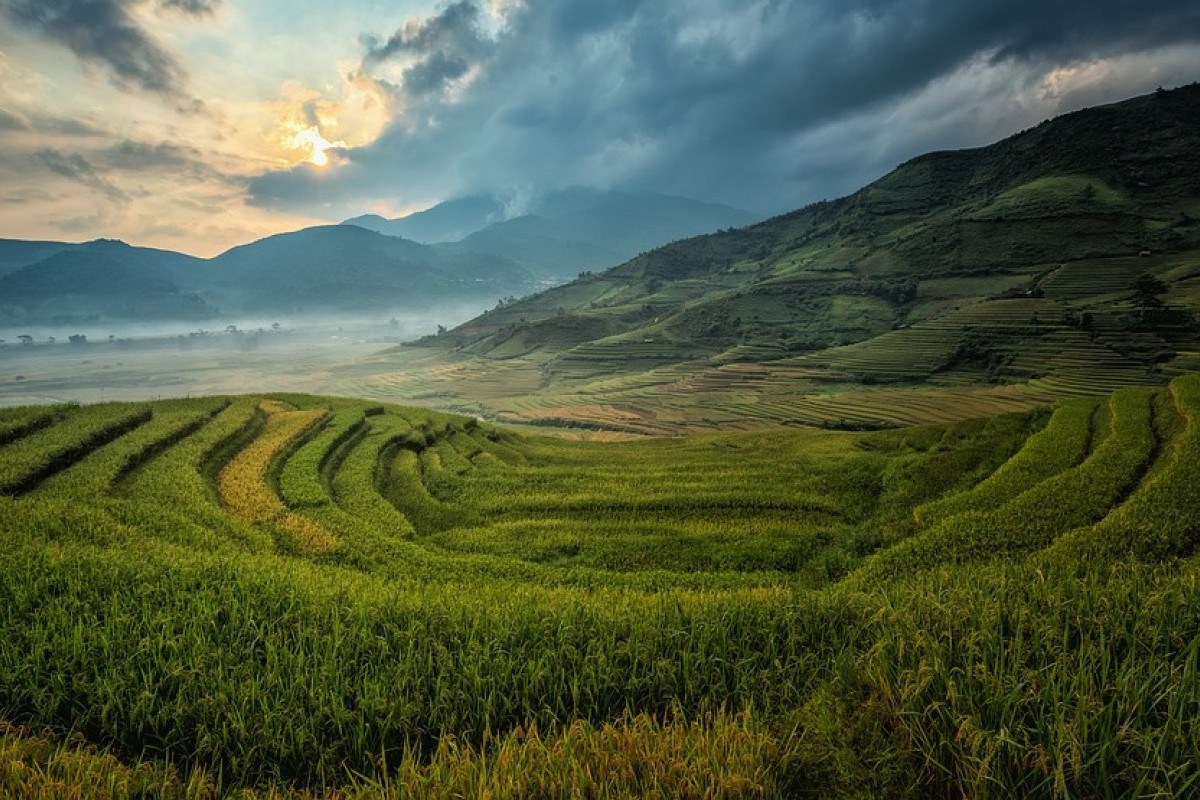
[{"left": 284, "top": 125, "right": 346, "bottom": 167}]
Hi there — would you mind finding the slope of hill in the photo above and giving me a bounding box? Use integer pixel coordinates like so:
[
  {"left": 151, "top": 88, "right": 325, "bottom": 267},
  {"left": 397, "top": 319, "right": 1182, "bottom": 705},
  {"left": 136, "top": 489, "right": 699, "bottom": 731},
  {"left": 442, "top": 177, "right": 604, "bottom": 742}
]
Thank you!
[
  {"left": 0, "top": 239, "right": 214, "bottom": 324},
  {"left": 0, "top": 248, "right": 214, "bottom": 322},
  {"left": 1, "top": 377, "right": 1198, "bottom": 796},
  {"left": 0, "top": 239, "right": 71, "bottom": 279},
  {"left": 208, "top": 224, "right": 532, "bottom": 316},
  {"left": 363, "top": 85, "right": 1200, "bottom": 432}
]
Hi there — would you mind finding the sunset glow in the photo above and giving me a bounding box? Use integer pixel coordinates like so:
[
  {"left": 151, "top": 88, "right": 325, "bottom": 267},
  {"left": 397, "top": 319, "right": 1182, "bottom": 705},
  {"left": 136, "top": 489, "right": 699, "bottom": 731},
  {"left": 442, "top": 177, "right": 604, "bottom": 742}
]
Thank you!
[{"left": 285, "top": 125, "right": 346, "bottom": 167}]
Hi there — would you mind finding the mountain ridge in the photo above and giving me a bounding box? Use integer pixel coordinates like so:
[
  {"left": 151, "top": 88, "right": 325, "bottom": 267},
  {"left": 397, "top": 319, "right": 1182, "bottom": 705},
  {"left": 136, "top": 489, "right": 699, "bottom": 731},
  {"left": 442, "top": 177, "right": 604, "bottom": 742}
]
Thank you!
[
  {"left": 0, "top": 225, "right": 534, "bottom": 325},
  {"left": 434, "top": 85, "right": 1200, "bottom": 348},
  {"left": 353, "top": 84, "right": 1200, "bottom": 432},
  {"left": 344, "top": 188, "right": 762, "bottom": 279},
  {"left": 1, "top": 189, "right": 761, "bottom": 326}
]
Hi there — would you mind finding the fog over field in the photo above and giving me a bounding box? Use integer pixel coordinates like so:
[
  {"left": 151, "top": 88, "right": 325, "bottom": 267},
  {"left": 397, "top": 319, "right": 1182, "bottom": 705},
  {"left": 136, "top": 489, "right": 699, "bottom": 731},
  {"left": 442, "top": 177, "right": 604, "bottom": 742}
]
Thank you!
[
  {"left": 0, "top": 304, "right": 484, "bottom": 346},
  {"left": 0, "top": 307, "right": 482, "bottom": 407}
]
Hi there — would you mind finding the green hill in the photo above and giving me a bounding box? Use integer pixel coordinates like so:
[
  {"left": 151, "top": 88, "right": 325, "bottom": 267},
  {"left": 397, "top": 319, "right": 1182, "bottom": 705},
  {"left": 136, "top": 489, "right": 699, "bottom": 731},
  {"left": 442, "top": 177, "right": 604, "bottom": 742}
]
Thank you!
[
  {"left": 1, "top": 374, "right": 1199, "bottom": 796},
  {"left": 372, "top": 85, "right": 1200, "bottom": 432},
  {"left": 0, "top": 244, "right": 216, "bottom": 323}
]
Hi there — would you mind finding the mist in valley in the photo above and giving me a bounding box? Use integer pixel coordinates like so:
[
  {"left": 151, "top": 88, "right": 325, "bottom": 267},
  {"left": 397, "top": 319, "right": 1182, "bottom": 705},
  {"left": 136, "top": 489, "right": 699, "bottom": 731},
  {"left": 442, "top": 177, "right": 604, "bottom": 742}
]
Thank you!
[{"left": 0, "top": 304, "right": 485, "bottom": 408}]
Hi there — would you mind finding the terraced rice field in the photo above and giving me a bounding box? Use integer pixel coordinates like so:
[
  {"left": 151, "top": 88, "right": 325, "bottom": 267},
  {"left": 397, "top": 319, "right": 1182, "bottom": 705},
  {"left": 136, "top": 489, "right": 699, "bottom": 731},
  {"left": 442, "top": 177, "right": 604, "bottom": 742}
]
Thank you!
[
  {"left": 339, "top": 281, "right": 1184, "bottom": 435},
  {"left": 1039, "top": 256, "right": 1152, "bottom": 301},
  {"left": 1, "top": 375, "right": 1199, "bottom": 797},
  {"left": 800, "top": 298, "right": 1055, "bottom": 372}
]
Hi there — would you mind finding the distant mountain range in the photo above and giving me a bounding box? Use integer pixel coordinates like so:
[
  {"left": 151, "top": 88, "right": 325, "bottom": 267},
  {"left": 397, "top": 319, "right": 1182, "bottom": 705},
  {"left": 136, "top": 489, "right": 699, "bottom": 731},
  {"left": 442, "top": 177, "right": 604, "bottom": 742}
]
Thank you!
[
  {"left": 343, "top": 188, "right": 762, "bottom": 279},
  {"left": 0, "top": 226, "right": 531, "bottom": 327},
  {"left": 0, "top": 189, "right": 759, "bottom": 328}
]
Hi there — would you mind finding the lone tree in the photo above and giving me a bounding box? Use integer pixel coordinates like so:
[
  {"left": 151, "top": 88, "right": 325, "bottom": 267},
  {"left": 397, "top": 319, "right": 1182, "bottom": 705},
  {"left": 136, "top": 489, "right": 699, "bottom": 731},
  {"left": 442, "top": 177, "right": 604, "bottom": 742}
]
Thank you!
[{"left": 1133, "top": 273, "right": 1168, "bottom": 310}]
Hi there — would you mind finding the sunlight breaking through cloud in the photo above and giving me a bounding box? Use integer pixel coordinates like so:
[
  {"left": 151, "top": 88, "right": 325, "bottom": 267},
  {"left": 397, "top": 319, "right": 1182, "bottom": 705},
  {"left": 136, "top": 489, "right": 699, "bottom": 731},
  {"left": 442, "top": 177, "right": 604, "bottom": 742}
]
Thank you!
[{"left": 283, "top": 125, "right": 346, "bottom": 167}]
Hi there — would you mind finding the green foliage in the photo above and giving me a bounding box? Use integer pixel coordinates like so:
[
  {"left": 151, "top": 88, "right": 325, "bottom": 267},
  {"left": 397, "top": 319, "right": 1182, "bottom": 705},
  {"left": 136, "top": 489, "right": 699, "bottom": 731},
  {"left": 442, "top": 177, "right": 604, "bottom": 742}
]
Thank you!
[
  {"left": 277, "top": 404, "right": 365, "bottom": 510},
  {"left": 855, "top": 387, "right": 1159, "bottom": 583},
  {"left": 1052, "top": 374, "right": 1200, "bottom": 562},
  {"left": 862, "top": 561, "right": 1200, "bottom": 799},
  {"left": 915, "top": 398, "right": 1097, "bottom": 527},
  {"left": 0, "top": 402, "right": 152, "bottom": 495},
  {"left": 37, "top": 398, "right": 228, "bottom": 498},
  {"left": 1133, "top": 271, "right": 1169, "bottom": 309},
  {"left": 0, "top": 405, "right": 66, "bottom": 447}
]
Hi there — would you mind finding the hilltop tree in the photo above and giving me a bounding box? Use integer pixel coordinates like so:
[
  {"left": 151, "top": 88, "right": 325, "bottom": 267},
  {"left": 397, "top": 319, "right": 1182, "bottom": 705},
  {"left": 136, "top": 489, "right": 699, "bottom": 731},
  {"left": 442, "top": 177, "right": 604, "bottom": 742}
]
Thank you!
[{"left": 1132, "top": 273, "right": 1168, "bottom": 309}]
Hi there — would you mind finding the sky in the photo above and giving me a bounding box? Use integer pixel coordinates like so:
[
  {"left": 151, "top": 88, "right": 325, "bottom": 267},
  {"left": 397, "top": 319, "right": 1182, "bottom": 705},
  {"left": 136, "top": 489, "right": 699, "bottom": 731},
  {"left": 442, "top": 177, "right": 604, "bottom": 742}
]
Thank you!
[{"left": 0, "top": 0, "right": 1198, "bottom": 257}]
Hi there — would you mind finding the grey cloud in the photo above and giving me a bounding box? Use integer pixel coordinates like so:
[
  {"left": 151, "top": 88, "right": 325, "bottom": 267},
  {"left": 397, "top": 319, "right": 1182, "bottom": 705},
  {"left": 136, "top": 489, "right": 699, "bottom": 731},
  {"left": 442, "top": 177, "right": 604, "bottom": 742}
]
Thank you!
[
  {"left": 251, "top": 0, "right": 1200, "bottom": 219},
  {"left": 403, "top": 50, "right": 472, "bottom": 96},
  {"left": 1, "top": 108, "right": 118, "bottom": 138},
  {"left": 36, "top": 149, "right": 131, "bottom": 202},
  {"left": 363, "top": 1, "right": 482, "bottom": 64},
  {"left": 0, "top": 0, "right": 192, "bottom": 97},
  {"left": 105, "top": 139, "right": 204, "bottom": 167},
  {"left": 0, "top": 108, "right": 30, "bottom": 131},
  {"left": 156, "top": 0, "right": 221, "bottom": 14},
  {"left": 100, "top": 138, "right": 227, "bottom": 181},
  {"left": 42, "top": 116, "right": 109, "bottom": 137},
  {"left": 363, "top": 1, "right": 491, "bottom": 97}
]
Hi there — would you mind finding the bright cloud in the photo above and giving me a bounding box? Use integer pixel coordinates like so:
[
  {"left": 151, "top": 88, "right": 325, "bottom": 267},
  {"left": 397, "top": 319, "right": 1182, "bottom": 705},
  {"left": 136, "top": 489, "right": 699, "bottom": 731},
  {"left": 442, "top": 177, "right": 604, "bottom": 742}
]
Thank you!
[{"left": 283, "top": 125, "right": 345, "bottom": 167}]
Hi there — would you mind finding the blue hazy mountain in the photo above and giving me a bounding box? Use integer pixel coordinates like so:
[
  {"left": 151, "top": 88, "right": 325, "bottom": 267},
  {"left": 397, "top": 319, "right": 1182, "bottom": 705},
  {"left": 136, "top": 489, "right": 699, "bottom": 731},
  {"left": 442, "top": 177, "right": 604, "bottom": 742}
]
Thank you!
[
  {"left": 345, "top": 188, "right": 762, "bottom": 279},
  {"left": 0, "top": 226, "right": 534, "bottom": 325}
]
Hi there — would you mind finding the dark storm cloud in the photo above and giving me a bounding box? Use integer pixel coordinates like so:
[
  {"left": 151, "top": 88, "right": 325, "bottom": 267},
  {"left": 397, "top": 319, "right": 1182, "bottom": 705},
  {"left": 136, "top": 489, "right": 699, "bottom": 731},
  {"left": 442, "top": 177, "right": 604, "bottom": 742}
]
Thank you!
[
  {"left": 249, "top": 0, "right": 1200, "bottom": 219},
  {"left": 0, "top": 0, "right": 218, "bottom": 99},
  {"left": 1, "top": 0, "right": 185, "bottom": 96},
  {"left": 35, "top": 149, "right": 131, "bottom": 201},
  {"left": 362, "top": 0, "right": 487, "bottom": 96}
]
